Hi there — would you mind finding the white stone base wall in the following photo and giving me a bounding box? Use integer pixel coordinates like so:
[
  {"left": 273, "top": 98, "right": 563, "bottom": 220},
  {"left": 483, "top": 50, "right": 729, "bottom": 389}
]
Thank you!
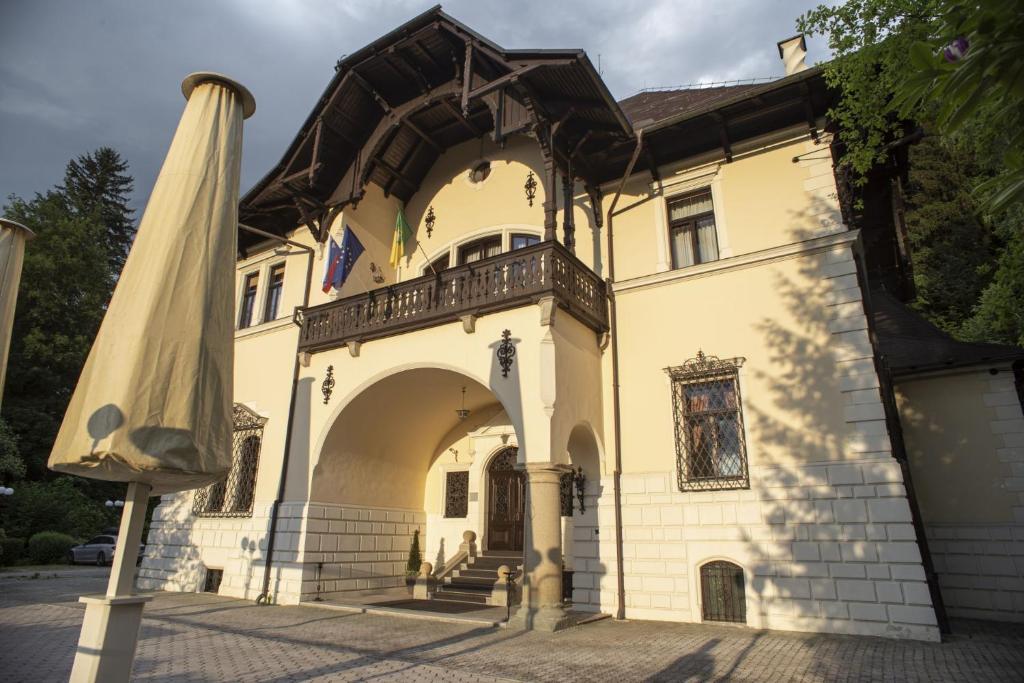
[
  {"left": 927, "top": 524, "right": 1024, "bottom": 621},
  {"left": 297, "top": 502, "right": 426, "bottom": 599},
  {"left": 615, "top": 460, "right": 940, "bottom": 641},
  {"left": 139, "top": 496, "right": 424, "bottom": 605},
  {"left": 566, "top": 476, "right": 618, "bottom": 613}
]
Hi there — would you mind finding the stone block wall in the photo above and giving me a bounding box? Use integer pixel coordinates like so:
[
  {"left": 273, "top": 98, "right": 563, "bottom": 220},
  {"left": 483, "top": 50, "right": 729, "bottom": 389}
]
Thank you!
[
  {"left": 615, "top": 461, "right": 938, "bottom": 640},
  {"left": 924, "top": 371, "right": 1024, "bottom": 621},
  {"left": 139, "top": 495, "right": 425, "bottom": 605}
]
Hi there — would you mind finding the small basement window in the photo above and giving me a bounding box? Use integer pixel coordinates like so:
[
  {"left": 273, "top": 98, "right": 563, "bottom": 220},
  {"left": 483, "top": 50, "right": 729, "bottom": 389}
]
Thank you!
[
  {"left": 204, "top": 568, "right": 224, "bottom": 593},
  {"left": 700, "top": 561, "right": 746, "bottom": 623}
]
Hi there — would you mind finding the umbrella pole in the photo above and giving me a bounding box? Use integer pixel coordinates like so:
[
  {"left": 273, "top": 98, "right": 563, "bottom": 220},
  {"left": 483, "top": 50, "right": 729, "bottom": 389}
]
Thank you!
[{"left": 70, "top": 481, "right": 152, "bottom": 683}]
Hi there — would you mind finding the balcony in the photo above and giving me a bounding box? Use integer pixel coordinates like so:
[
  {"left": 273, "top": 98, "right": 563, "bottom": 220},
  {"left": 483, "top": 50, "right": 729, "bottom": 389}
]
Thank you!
[{"left": 297, "top": 240, "right": 608, "bottom": 352}]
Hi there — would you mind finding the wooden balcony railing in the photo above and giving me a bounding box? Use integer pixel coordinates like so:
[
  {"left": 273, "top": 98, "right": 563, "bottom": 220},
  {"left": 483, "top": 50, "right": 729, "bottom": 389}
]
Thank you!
[{"left": 296, "top": 240, "right": 607, "bottom": 352}]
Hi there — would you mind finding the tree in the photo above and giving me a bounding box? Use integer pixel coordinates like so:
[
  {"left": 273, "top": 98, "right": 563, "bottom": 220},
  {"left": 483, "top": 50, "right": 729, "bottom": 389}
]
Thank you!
[
  {"left": 798, "top": 0, "right": 1023, "bottom": 347},
  {"left": 799, "top": 0, "right": 1023, "bottom": 213},
  {"left": 0, "top": 417, "right": 25, "bottom": 481},
  {"left": 60, "top": 147, "right": 136, "bottom": 273}
]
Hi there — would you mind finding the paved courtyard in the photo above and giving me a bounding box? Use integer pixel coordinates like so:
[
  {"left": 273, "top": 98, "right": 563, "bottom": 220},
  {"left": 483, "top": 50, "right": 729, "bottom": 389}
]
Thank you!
[{"left": 2, "top": 573, "right": 1024, "bottom": 682}]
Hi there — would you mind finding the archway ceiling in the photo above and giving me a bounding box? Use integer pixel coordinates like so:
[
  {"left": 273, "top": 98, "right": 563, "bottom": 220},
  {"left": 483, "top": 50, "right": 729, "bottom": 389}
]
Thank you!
[
  {"left": 239, "top": 6, "right": 633, "bottom": 244},
  {"left": 325, "top": 368, "right": 501, "bottom": 469}
]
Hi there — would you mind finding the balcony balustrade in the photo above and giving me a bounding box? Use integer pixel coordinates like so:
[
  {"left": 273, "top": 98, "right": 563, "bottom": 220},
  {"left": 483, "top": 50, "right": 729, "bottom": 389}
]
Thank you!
[{"left": 296, "top": 241, "right": 607, "bottom": 352}]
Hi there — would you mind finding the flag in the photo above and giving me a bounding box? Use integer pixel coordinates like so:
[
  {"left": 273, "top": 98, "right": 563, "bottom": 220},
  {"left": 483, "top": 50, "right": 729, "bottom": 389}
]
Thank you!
[
  {"left": 322, "top": 227, "right": 365, "bottom": 293},
  {"left": 321, "top": 236, "right": 342, "bottom": 293},
  {"left": 389, "top": 206, "right": 412, "bottom": 269},
  {"left": 334, "top": 226, "right": 365, "bottom": 291}
]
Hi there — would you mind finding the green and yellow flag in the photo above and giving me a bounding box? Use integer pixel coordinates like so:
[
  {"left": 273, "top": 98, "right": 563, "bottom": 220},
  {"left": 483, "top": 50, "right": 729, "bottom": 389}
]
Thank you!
[{"left": 389, "top": 206, "right": 412, "bottom": 269}]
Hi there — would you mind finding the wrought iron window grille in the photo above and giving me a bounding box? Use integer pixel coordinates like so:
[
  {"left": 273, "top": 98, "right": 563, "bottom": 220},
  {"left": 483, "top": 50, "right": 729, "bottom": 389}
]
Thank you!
[
  {"left": 559, "top": 466, "right": 586, "bottom": 516},
  {"left": 700, "top": 560, "right": 747, "bottom": 623},
  {"left": 193, "top": 404, "right": 267, "bottom": 517},
  {"left": 444, "top": 470, "right": 469, "bottom": 518},
  {"left": 666, "top": 351, "right": 749, "bottom": 492}
]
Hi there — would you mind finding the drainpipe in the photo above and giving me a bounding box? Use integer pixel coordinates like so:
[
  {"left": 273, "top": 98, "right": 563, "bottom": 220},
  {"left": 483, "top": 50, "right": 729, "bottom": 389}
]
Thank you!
[
  {"left": 605, "top": 130, "right": 645, "bottom": 620},
  {"left": 237, "top": 223, "right": 316, "bottom": 606}
]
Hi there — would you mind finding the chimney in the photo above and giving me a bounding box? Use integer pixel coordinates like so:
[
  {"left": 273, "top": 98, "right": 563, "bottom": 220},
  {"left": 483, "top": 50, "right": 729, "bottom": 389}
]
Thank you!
[{"left": 777, "top": 35, "right": 809, "bottom": 76}]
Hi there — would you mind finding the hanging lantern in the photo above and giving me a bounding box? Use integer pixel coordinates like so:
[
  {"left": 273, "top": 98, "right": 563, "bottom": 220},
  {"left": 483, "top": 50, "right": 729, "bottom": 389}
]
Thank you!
[
  {"left": 524, "top": 171, "right": 537, "bottom": 207},
  {"left": 455, "top": 386, "right": 470, "bottom": 420}
]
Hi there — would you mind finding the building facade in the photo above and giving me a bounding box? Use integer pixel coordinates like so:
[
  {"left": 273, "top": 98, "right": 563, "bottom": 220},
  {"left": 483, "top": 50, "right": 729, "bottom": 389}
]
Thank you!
[{"left": 138, "top": 10, "right": 1024, "bottom": 641}]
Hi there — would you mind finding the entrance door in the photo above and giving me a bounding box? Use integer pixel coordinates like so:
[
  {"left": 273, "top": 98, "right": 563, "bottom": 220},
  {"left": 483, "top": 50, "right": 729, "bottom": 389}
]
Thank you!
[{"left": 487, "top": 447, "right": 524, "bottom": 551}]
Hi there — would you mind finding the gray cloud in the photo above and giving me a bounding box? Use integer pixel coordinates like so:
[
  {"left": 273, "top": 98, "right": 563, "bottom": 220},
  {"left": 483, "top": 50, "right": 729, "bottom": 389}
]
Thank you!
[{"left": 0, "top": 0, "right": 831, "bottom": 213}]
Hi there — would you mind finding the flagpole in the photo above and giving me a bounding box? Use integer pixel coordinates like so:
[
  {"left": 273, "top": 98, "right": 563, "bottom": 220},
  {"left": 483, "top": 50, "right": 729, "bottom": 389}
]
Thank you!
[{"left": 417, "top": 241, "right": 438, "bottom": 276}]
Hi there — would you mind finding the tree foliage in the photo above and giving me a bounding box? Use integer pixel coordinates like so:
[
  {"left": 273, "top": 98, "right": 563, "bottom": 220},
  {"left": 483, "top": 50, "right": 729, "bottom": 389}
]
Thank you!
[
  {"left": 799, "top": 0, "right": 1024, "bottom": 347},
  {"left": 1, "top": 148, "right": 135, "bottom": 520}
]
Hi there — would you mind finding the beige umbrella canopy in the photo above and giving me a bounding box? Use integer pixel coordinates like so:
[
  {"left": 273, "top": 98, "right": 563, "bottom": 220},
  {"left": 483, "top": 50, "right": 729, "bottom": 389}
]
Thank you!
[
  {"left": 0, "top": 218, "right": 35, "bottom": 410},
  {"left": 48, "top": 73, "right": 255, "bottom": 495}
]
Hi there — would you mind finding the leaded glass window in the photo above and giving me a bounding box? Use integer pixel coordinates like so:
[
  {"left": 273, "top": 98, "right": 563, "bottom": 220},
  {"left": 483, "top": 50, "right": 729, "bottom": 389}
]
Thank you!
[
  {"left": 444, "top": 470, "right": 469, "bottom": 518},
  {"left": 560, "top": 472, "right": 574, "bottom": 517},
  {"left": 667, "top": 351, "right": 749, "bottom": 491},
  {"left": 193, "top": 404, "right": 266, "bottom": 517}
]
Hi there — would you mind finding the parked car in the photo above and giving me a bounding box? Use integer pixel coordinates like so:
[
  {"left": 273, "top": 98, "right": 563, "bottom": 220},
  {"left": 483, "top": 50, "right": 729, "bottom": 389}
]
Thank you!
[{"left": 67, "top": 535, "right": 145, "bottom": 566}]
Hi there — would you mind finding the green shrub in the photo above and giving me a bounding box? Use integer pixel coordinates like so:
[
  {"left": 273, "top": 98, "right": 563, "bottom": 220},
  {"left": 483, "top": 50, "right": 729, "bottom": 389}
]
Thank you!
[
  {"left": 0, "top": 536, "right": 26, "bottom": 566},
  {"left": 27, "top": 531, "right": 78, "bottom": 565},
  {"left": 406, "top": 529, "right": 422, "bottom": 575},
  {"left": 5, "top": 478, "right": 108, "bottom": 540}
]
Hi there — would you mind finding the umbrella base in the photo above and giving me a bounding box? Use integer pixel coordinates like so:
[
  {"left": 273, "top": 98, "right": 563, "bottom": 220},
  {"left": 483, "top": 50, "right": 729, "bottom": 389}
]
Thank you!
[{"left": 70, "top": 594, "right": 152, "bottom": 682}]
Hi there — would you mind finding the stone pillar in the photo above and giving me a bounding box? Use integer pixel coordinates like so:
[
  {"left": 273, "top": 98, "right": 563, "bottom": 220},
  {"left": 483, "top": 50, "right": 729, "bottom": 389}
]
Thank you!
[{"left": 511, "top": 462, "right": 572, "bottom": 631}]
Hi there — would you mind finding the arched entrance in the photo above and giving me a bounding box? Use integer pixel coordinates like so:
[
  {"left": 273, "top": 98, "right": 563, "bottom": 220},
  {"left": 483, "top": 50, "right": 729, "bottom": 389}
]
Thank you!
[{"left": 486, "top": 447, "right": 524, "bottom": 551}]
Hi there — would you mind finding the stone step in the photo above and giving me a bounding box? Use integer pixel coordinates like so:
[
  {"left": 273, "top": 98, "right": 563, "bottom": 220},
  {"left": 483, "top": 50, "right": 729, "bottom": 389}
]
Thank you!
[
  {"left": 433, "top": 588, "right": 489, "bottom": 604},
  {"left": 445, "top": 576, "right": 498, "bottom": 588},
  {"left": 454, "top": 568, "right": 502, "bottom": 579}
]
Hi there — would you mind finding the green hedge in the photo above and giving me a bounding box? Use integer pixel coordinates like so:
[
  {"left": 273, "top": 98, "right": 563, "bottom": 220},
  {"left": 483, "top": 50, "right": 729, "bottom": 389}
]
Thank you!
[
  {"left": 27, "top": 531, "right": 78, "bottom": 565},
  {"left": 0, "top": 536, "right": 26, "bottom": 565}
]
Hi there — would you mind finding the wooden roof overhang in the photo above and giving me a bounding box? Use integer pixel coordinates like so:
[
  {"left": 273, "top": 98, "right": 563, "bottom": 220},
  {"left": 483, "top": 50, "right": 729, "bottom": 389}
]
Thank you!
[
  {"left": 594, "top": 67, "right": 836, "bottom": 186},
  {"left": 239, "top": 6, "right": 633, "bottom": 246}
]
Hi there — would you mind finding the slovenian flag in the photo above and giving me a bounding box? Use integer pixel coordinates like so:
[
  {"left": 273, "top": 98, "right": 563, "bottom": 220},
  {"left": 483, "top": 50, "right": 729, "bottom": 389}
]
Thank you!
[{"left": 322, "top": 226, "right": 365, "bottom": 293}]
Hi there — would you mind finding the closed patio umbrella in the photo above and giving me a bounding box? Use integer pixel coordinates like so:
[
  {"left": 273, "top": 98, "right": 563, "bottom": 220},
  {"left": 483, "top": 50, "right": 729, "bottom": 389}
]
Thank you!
[
  {"left": 0, "top": 218, "right": 35, "bottom": 410},
  {"left": 48, "top": 72, "right": 254, "bottom": 683}
]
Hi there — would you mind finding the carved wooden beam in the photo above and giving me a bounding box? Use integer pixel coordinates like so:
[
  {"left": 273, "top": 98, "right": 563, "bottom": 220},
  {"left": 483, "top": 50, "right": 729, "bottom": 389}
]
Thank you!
[
  {"left": 350, "top": 69, "right": 393, "bottom": 115},
  {"left": 461, "top": 43, "right": 474, "bottom": 115},
  {"left": 712, "top": 112, "right": 733, "bottom": 163},
  {"left": 441, "top": 98, "right": 480, "bottom": 137},
  {"left": 388, "top": 47, "right": 432, "bottom": 94},
  {"left": 404, "top": 119, "right": 443, "bottom": 153},
  {"left": 800, "top": 81, "right": 820, "bottom": 142},
  {"left": 586, "top": 184, "right": 604, "bottom": 229}
]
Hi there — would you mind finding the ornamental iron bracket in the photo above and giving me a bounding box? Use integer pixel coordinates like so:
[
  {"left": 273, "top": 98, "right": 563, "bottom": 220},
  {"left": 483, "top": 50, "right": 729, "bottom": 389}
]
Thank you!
[
  {"left": 497, "top": 329, "right": 515, "bottom": 378},
  {"left": 425, "top": 206, "right": 436, "bottom": 238},
  {"left": 322, "top": 365, "right": 335, "bottom": 404},
  {"left": 524, "top": 171, "right": 537, "bottom": 207}
]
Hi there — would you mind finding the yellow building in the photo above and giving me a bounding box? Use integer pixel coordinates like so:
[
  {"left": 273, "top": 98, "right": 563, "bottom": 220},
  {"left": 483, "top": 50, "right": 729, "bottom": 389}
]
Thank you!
[{"left": 138, "top": 9, "right": 1024, "bottom": 640}]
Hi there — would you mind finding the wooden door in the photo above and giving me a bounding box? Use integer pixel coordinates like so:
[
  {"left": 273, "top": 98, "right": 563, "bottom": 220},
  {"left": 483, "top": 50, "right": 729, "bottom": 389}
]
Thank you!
[{"left": 487, "top": 448, "right": 524, "bottom": 551}]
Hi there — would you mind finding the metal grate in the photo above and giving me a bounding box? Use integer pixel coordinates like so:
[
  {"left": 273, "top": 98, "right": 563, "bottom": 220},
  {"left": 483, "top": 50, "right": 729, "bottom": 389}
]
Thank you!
[
  {"left": 560, "top": 472, "right": 574, "bottom": 517},
  {"left": 700, "top": 561, "right": 746, "bottom": 623},
  {"left": 667, "top": 351, "right": 749, "bottom": 491},
  {"left": 203, "top": 568, "right": 223, "bottom": 593},
  {"left": 193, "top": 404, "right": 266, "bottom": 517},
  {"left": 444, "top": 470, "right": 469, "bottom": 518}
]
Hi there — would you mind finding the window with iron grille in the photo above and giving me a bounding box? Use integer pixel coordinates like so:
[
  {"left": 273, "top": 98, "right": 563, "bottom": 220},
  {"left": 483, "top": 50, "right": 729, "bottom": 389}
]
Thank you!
[
  {"left": 700, "top": 561, "right": 746, "bottom": 623},
  {"left": 667, "top": 351, "right": 748, "bottom": 491},
  {"left": 444, "top": 470, "right": 469, "bottom": 518},
  {"left": 193, "top": 404, "right": 266, "bottom": 517},
  {"left": 559, "top": 472, "right": 574, "bottom": 517}
]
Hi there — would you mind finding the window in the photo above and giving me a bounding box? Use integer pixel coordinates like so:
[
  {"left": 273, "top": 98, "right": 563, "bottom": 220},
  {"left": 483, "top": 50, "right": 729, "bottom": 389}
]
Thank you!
[
  {"left": 430, "top": 253, "right": 450, "bottom": 273},
  {"left": 700, "top": 561, "right": 746, "bottom": 623},
  {"left": 667, "top": 351, "right": 748, "bottom": 491},
  {"left": 468, "top": 160, "right": 491, "bottom": 183},
  {"left": 458, "top": 235, "right": 502, "bottom": 264},
  {"left": 511, "top": 233, "right": 540, "bottom": 251},
  {"left": 444, "top": 470, "right": 469, "bottom": 518},
  {"left": 262, "top": 264, "right": 285, "bottom": 322},
  {"left": 203, "top": 568, "right": 224, "bottom": 593},
  {"left": 193, "top": 404, "right": 266, "bottom": 517},
  {"left": 560, "top": 472, "right": 574, "bottom": 517},
  {"left": 238, "top": 272, "right": 259, "bottom": 329},
  {"left": 668, "top": 189, "right": 719, "bottom": 268}
]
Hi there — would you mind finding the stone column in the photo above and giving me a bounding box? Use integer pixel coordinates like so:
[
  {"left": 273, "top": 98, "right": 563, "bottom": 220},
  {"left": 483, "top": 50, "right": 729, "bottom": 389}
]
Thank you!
[{"left": 511, "top": 462, "right": 572, "bottom": 631}]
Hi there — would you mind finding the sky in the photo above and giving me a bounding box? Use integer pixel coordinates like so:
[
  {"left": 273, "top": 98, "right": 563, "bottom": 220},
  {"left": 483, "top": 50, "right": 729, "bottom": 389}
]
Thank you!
[{"left": 0, "top": 0, "right": 832, "bottom": 214}]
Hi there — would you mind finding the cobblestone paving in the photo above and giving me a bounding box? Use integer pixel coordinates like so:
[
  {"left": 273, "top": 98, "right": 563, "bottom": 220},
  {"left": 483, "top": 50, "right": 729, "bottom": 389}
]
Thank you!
[{"left": 2, "top": 574, "right": 1024, "bottom": 682}]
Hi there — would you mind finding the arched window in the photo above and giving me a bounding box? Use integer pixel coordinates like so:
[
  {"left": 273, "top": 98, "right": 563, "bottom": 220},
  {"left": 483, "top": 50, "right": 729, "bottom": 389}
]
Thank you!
[
  {"left": 193, "top": 404, "right": 266, "bottom": 517},
  {"left": 700, "top": 561, "right": 746, "bottom": 623}
]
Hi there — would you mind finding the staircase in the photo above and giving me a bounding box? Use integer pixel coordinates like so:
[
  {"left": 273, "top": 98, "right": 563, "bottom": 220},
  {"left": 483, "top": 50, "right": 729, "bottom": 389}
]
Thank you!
[{"left": 432, "top": 550, "right": 522, "bottom": 606}]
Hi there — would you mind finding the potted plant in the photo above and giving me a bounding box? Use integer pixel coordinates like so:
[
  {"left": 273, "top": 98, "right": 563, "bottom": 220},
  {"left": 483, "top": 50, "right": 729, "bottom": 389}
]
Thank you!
[{"left": 405, "top": 529, "right": 422, "bottom": 592}]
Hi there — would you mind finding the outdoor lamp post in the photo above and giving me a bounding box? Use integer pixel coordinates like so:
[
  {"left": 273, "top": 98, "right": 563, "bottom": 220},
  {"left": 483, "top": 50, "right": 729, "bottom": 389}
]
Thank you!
[{"left": 46, "top": 72, "right": 254, "bottom": 683}]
